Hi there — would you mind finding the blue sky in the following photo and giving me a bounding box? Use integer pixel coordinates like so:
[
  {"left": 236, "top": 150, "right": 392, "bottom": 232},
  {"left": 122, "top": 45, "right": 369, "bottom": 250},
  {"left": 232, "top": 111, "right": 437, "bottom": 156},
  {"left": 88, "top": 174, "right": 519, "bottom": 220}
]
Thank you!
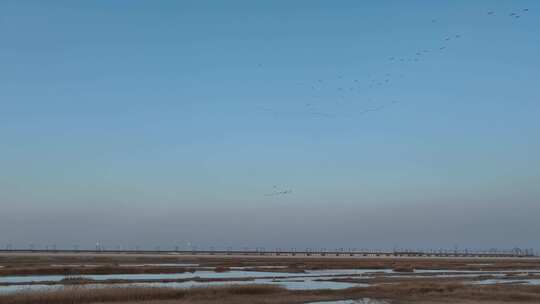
[{"left": 1, "top": 1, "right": 539, "bottom": 251}]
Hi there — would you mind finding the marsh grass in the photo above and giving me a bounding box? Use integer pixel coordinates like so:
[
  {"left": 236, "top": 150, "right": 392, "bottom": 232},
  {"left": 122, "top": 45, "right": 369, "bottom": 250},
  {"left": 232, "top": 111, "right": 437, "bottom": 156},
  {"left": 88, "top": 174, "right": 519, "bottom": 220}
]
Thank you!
[
  {"left": 392, "top": 264, "right": 415, "bottom": 273},
  {"left": 213, "top": 266, "right": 230, "bottom": 273},
  {"left": 2, "top": 281, "right": 540, "bottom": 304},
  {"left": 0, "top": 285, "right": 285, "bottom": 304}
]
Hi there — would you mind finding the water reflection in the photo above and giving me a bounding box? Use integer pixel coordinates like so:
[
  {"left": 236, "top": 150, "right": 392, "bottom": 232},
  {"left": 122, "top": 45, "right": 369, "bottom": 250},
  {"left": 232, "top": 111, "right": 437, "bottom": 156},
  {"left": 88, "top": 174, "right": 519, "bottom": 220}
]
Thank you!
[
  {"left": 0, "top": 269, "right": 387, "bottom": 284},
  {"left": 474, "top": 278, "right": 540, "bottom": 286},
  {"left": 0, "top": 268, "right": 381, "bottom": 294},
  {"left": 0, "top": 278, "right": 362, "bottom": 294},
  {"left": 3, "top": 267, "right": 539, "bottom": 295}
]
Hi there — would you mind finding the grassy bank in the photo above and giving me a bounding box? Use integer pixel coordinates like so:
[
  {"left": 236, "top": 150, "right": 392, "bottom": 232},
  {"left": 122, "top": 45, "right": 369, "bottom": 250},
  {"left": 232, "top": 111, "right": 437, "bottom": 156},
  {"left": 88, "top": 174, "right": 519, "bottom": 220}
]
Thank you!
[
  {"left": 2, "top": 281, "right": 540, "bottom": 304},
  {"left": 2, "top": 253, "right": 540, "bottom": 277}
]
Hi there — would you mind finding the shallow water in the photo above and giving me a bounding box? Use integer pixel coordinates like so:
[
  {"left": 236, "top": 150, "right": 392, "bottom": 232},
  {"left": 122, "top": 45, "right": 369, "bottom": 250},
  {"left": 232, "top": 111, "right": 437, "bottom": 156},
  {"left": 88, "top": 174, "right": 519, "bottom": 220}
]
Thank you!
[
  {"left": 0, "top": 275, "right": 67, "bottom": 284},
  {"left": 0, "top": 284, "right": 64, "bottom": 294},
  {"left": 260, "top": 278, "right": 365, "bottom": 290},
  {"left": 6, "top": 267, "right": 533, "bottom": 285},
  {"left": 0, "top": 268, "right": 381, "bottom": 294},
  {"left": 415, "top": 269, "right": 540, "bottom": 274},
  {"left": 394, "top": 273, "right": 507, "bottom": 279},
  {"left": 308, "top": 269, "right": 392, "bottom": 275},
  {"left": 0, "top": 269, "right": 386, "bottom": 284},
  {"left": 0, "top": 277, "right": 363, "bottom": 294},
  {"left": 129, "top": 277, "right": 362, "bottom": 290},
  {"left": 3, "top": 267, "right": 538, "bottom": 295},
  {"left": 474, "top": 278, "right": 540, "bottom": 286},
  {"left": 0, "top": 271, "right": 287, "bottom": 284}
]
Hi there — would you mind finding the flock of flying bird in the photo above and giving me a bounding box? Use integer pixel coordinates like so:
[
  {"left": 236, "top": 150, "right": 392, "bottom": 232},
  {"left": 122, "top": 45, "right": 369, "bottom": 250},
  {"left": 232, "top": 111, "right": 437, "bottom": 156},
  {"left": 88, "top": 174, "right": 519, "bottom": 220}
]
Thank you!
[
  {"left": 263, "top": 7, "right": 532, "bottom": 197},
  {"left": 264, "top": 186, "right": 293, "bottom": 197}
]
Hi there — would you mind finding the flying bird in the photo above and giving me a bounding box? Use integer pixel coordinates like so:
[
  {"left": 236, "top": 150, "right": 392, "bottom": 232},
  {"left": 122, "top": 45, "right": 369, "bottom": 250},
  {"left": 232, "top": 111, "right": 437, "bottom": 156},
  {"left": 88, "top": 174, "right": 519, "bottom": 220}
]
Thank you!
[
  {"left": 358, "top": 105, "right": 386, "bottom": 115},
  {"left": 309, "top": 111, "right": 334, "bottom": 118},
  {"left": 264, "top": 187, "right": 293, "bottom": 197}
]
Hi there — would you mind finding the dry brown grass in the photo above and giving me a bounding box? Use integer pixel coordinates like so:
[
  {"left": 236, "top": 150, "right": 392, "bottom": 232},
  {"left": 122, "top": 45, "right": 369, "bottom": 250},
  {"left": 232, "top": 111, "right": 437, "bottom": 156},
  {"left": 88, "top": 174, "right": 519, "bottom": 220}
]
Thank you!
[
  {"left": 0, "top": 265, "right": 196, "bottom": 277},
  {"left": 0, "top": 285, "right": 286, "bottom": 304},
  {"left": 352, "top": 282, "right": 540, "bottom": 302},
  {"left": 59, "top": 276, "right": 96, "bottom": 284},
  {"left": 2, "top": 252, "right": 540, "bottom": 276},
  {"left": 213, "top": 266, "right": 230, "bottom": 273},
  {"left": 392, "top": 264, "right": 415, "bottom": 273},
  {"left": 2, "top": 281, "right": 540, "bottom": 304},
  {"left": 2, "top": 253, "right": 540, "bottom": 303}
]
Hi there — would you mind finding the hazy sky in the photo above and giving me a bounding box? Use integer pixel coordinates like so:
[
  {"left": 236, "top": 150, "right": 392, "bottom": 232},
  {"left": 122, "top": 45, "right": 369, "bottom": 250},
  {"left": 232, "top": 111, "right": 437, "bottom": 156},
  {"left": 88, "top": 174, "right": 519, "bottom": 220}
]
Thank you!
[{"left": 1, "top": 1, "right": 539, "bottom": 251}]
